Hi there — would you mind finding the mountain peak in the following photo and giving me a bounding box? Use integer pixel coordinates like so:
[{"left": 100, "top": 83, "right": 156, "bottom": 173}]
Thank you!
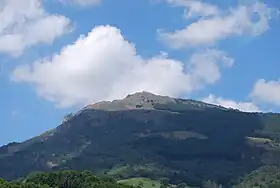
[
  {"left": 125, "top": 91, "right": 161, "bottom": 97},
  {"left": 84, "top": 91, "right": 224, "bottom": 112},
  {"left": 84, "top": 91, "right": 175, "bottom": 111},
  {"left": 125, "top": 91, "right": 155, "bottom": 99},
  {"left": 123, "top": 91, "right": 175, "bottom": 105}
]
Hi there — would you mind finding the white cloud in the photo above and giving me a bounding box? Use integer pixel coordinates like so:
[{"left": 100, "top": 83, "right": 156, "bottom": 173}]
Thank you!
[
  {"left": 12, "top": 25, "right": 233, "bottom": 108},
  {"left": 0, "top": 0, "right": 71, "bottom": 57},
  {"left": 165, "top": 0, "right": 220, "bottom": 18},
  {"left": 202, "top": 94, "right": 260, "bottom": 112},
  {"left": 159, "top": 1, "right": 279, "bottom": 48},
  {"left": 250, "top": 79, "right": 280, "bottom": 106},
  {"left": 188, "top": 49, "right": 234, "bottom": 87},
  {"left": 58, "top": 0, "right": 101, "bottom": 6}
]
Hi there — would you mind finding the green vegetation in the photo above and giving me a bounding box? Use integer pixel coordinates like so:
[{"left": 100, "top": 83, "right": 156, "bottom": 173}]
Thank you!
[
  {"left": 0, "top": 170, "right": 133, "bottom": 188},
  {"left": 233, "top": 166, "right": 280, "bottom": 188},
  {"left": 137, "top": 131, "right": 208, "bottom": 140},
  {"left": 118, "top": 177, "right": 162, "bottom": 188},
  {"left": 105, "top": 164, "right": 168, "bottom": 180}
]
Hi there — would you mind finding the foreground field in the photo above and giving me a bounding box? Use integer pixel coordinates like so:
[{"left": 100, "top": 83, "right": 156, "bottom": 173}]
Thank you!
[{"left": 118, "top": 177, "right": 162, "bottom": 188}]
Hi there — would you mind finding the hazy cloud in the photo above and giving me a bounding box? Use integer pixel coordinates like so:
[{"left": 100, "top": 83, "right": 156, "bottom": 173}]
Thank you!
[
  {"left": 58, "top": 0, "right": 101, "bottom": 6},
  {"left": 203, "top": 94, "right": 260, "bottom": 112}
]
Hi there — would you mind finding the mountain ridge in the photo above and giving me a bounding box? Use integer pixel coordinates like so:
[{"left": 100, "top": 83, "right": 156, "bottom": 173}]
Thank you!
[
  {"left": 83, "top": 91, "right": 228, "bottom": 112},
  {"left": 1, "top": 92, "right": 280, "bottom": 187}
]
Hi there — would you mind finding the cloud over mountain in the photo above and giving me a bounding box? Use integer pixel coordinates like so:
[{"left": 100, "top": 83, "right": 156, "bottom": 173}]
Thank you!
[
  {"left": 251, "top": 79, "right": 280, "bottom": 107},
  {"left": 203, "top": 94, "right": 260, "bottom": 112},
  {"left": 12, "top": 25, "right": 233, "bottom": 108}
]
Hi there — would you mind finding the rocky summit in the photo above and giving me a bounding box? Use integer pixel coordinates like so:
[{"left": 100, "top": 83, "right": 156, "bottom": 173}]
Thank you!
[{"left": 85, "top": 91, "right": 225, "bottom": 111}]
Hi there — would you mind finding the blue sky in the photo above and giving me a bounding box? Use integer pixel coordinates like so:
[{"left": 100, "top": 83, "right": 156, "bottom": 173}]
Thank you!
[{"left": 1, "top": 0, "right": 280, "bottom": 146}]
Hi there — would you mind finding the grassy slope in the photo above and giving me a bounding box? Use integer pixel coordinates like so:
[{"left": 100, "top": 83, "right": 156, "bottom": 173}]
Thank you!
[{"left": 118, "top": 178, "right": 162, "bottom": 188}]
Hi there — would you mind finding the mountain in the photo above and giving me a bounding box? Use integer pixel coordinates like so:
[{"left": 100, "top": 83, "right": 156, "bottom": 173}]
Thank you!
[{"left": 1, "top": 91, "right": 280, "bottom": 187}]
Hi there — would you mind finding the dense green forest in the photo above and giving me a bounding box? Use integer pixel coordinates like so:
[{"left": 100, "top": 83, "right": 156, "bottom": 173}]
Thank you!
[
  {"left": 1, "top": 92, "right": 280, "bottom": 187},
  {"left": 0, "top": 170, "right": 133, "bottom": 188}
]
